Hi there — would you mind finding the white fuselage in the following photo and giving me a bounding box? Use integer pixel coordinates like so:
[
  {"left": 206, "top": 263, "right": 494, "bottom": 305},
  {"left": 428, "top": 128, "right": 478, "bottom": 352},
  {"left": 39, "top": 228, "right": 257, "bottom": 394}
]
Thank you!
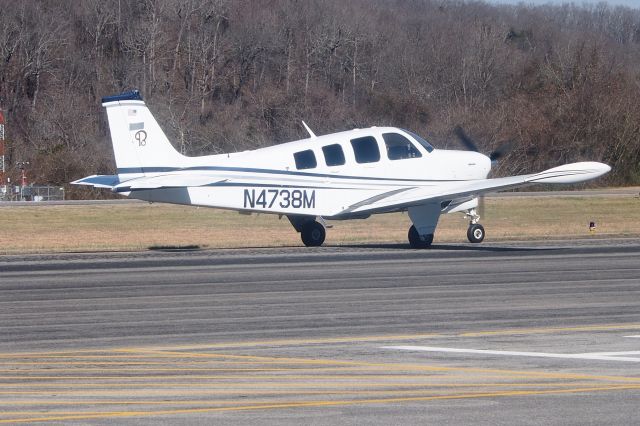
[{"left": 118, "top": 127, "right": 491, "bottom": 218}]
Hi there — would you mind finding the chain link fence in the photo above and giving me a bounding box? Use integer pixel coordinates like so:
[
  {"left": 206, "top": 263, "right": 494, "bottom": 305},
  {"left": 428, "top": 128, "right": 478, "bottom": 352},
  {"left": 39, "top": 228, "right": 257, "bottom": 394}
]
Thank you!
[{"left": 1, "top": 185, "right": 65, "bottom": 201}]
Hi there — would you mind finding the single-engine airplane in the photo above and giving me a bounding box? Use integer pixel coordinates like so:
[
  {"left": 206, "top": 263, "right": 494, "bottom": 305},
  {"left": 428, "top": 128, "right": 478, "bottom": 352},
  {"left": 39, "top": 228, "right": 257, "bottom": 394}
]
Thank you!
[{"left": 74, "top": 90, "right": 611, "bottom": 248}]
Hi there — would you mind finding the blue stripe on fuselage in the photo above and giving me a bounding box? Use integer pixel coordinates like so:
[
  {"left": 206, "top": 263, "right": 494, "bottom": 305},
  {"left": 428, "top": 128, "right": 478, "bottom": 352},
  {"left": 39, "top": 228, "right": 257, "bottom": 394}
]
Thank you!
[{"left": 116, "top": 165, "right": 462, "bottom": 183}]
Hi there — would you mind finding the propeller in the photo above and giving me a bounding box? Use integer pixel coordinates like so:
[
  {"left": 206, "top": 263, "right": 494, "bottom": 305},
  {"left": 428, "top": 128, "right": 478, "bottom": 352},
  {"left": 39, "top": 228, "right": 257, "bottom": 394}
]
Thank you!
[
  {"left": 453, "top": 126, "right": 480, "bottom": 152},
  {"left": 453, "top": 126, "right": 515, "bottom": 221},
  {"left": 489, "top": 140, "right": 514, "bottom": 162},
  {"left": 453, "top": 125, "right": 513, "bottom": 164}
]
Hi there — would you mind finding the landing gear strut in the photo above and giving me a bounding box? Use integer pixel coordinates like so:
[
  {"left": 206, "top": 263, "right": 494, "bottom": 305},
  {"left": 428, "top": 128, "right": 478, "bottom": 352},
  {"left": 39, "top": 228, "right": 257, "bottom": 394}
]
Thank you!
[
  {"left": 408, "top": 225, "right": 434, "bottom": 249},
  {"left": 301, "top": 221, "right": 326, "bottom": 247},
  {"left": 465, "top": 208, "right": 485, "bottom": 243}
]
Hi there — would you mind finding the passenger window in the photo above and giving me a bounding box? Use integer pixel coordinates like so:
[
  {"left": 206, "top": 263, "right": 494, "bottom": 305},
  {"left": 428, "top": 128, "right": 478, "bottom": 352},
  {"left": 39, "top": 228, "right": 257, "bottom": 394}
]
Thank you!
[
  {"left": 293, "top": 149, "right": 317, "bottom": 170},
  {"left": 350, "top": 136, "right": 380, "bottom": 164},
  {"left": 322, "top": 144, "right": 345, "bottom": 166},
  {"left": 383, "top": 133, "right": 422, "bottom": 160}
]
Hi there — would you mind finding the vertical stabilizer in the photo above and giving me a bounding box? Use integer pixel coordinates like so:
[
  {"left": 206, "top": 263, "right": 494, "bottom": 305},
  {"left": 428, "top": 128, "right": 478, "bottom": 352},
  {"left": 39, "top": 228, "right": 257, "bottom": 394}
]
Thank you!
[{"left": 101, "top": 90, "right": 186, "bottom": 175}]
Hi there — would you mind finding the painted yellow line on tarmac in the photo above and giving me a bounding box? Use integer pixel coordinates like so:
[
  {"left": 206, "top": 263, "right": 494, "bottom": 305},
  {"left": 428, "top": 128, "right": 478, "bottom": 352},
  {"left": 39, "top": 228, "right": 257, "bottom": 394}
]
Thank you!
[
  {"left": 2, "top": 373, "right": 639, "bottom": 387},
  {"left": 0, "top": 354, "right": 171, "bottom": 359},
  {"left": 0, "top": 350, "right": 111, "bottom": 358},
  {"left": 460, "top": 323, "right": 640, "bottom": 337},
  {"left": 126, "top": 333, "right": 441, "bottom": 351},
  {"left": 0, "top": 380, "right": 599, "bottom": 389},
  {"left": 0, "top": 366, "right": 373, "bottom": 373},
  {"left": 0, "top": 322, "right": 637, "bottom": 359},
  {"left": 3, "top": 361, "right": 638, "bottom": 385},
  {"left": 1, "top": 385, "right": 639, "bottom": 424},
  {"left": 6, "top": 384, "right": 640, "bottom": 414},
  {"left": 1, "top": 323, "right": 639, "bottom": 423},
  {"left": 0, "top": 383, "right": 615, "bottom": 400},
  {"left": 0, "top": 349, "right": 640, "bottom": 385},
  {"left": 0, "top": 373, "right": 561, "bottom": 380},
  {"left": 2, "top": 361, "right": 216, "bottom": 366},
  {"left": 115, "top": 349, "right": 640, "bottom": 383},
  {"left": 0, "top": 334, "right": 440, "bottom": 359},
  {"left": 115, "top": 322, "right": 640, "bottom": 351},
  {"left": 117, "top": 348, "right": 337, "bottom": 361},
  {"left": 0, "top": 389, "right": 592, "bottom": 413},
  {"left": 0, "top": 359, "right": 328, "bottom": 365}
]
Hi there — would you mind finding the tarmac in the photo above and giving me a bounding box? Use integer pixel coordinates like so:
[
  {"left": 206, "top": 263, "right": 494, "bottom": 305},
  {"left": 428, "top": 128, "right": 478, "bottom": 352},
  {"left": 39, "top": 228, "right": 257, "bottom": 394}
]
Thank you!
[{"left": 0, "top": 238, "right": 639, "bottom": 424}]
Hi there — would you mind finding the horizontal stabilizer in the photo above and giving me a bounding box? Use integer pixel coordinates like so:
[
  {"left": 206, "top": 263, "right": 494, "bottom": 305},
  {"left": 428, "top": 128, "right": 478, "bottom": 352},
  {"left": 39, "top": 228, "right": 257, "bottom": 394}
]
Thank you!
[
  {"left": 112, "top": 174, "right": 227, "bottom": 192},
  {"left": 73, "top": 172, "right": 228, "bottom": 193},
  {"left": 71, "top": 175, "right": 121, "bottom": 189}
]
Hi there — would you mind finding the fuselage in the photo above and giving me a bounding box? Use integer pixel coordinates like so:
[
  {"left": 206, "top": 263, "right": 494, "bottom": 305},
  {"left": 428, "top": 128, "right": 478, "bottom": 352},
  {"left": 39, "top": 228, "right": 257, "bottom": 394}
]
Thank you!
[
  {"left": 119, "top": 126, "right": 491, "bottom": 218},
  {"left": 162, "top": 127, "right": 491, "bottom": 180}
]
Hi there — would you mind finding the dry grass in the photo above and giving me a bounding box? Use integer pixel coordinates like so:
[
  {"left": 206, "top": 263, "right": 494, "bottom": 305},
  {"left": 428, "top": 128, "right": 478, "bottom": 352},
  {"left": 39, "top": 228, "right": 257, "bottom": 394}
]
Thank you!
[{"left": 2, "top": 195, "right": 639, "bottom": 253}]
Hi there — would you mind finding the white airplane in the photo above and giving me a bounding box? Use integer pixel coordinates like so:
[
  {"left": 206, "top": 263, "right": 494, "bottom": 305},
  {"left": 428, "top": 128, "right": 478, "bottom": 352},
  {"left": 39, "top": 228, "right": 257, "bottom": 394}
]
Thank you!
[{"left": 73, "top": 90, "right": 611, "bottom": 248}]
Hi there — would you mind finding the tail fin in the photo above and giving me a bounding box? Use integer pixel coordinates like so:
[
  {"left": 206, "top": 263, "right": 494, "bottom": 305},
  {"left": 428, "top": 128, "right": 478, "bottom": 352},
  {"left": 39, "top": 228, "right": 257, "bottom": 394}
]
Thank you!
[{"left": 101, "top": 90, "right": 186, "bottom": 175}]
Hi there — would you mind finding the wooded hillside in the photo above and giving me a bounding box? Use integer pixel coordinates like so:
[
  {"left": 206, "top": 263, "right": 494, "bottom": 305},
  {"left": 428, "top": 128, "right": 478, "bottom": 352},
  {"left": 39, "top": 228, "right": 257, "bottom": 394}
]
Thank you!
[{"left": 1, "top": 0, "right": 639, "bottom": 196}]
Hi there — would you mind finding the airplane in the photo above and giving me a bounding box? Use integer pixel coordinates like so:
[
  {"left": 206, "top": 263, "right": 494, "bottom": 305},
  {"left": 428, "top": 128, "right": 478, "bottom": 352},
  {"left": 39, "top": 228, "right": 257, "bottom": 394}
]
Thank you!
[{"left": 73, "top": 90, "right": 611, "bottom": 248}]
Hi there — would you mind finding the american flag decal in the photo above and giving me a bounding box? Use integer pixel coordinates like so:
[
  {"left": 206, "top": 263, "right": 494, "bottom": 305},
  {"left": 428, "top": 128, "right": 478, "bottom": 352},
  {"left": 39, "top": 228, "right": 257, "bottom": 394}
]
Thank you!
[{"left": 128, "top": 109, "right": 137, "bottom": 117}]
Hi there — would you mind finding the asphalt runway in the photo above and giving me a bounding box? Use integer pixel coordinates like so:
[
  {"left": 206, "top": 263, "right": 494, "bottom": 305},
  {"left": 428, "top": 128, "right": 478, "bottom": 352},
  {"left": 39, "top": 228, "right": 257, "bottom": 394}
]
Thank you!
[{"left": 1, "top": 238, "right": 639, "bottom": 424}]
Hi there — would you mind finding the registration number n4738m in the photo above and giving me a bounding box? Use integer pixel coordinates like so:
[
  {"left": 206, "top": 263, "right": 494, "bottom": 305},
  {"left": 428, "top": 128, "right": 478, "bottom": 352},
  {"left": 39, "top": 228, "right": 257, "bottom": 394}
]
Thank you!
[{"left": 243, "top": 189, "right": 316, "bottom": 209}]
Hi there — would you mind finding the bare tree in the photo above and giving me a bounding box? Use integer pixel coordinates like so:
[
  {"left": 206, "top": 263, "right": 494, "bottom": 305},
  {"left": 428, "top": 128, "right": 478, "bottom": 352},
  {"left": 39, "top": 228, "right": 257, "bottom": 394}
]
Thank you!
[{"left": 1, "top": 0, "right": 639, "bottom": 191}]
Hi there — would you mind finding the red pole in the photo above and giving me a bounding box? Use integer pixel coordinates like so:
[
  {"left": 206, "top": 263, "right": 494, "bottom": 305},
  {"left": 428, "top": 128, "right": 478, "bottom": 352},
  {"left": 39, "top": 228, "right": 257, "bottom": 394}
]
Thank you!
[{"left": 0, "top": 110, "right": 4, "bottom": 187}]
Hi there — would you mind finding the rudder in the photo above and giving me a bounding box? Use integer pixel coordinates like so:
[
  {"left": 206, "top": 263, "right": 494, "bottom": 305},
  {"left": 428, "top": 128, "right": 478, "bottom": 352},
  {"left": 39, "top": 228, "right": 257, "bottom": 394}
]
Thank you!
[{"left": 101, "top": 90, "right": 186, "bottom": 175}]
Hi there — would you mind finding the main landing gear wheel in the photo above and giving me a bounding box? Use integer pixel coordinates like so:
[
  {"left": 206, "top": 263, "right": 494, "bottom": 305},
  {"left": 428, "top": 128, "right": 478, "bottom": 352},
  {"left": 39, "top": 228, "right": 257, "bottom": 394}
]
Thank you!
[
  {"left": 301, "top": 221, "right": 326, "bottom": 247},
  {"left": 467, "top": 223, "right": 485, "bottom": 243},
  {"left": 408, "top": 225, "right": 434, "bottom": 249}
]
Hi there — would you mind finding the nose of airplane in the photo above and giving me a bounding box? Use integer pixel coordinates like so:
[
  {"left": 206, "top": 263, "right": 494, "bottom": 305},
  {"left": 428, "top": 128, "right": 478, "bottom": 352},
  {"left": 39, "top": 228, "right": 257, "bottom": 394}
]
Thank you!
[
  {"left": 469, "top": 152, "right": 492, "bottom": 178},
  {"left": 454, "top": 151, "right": 491, "bottom": 179},
  {"left": 430, "top": 149, "right": 491, "bottom": 179},
  {"left": 481, "top": 153, "right": 492, "bottom": 177}
]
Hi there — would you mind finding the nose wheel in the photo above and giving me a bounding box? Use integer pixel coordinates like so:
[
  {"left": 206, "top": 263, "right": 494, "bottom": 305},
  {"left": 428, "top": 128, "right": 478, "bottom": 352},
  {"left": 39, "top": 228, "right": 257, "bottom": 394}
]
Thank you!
[
  {"left": 464, "top": 207, "right": 485, "bottom": 243},
  {"left": 467, "top": 223, "right": 485, "bottom": 243}
]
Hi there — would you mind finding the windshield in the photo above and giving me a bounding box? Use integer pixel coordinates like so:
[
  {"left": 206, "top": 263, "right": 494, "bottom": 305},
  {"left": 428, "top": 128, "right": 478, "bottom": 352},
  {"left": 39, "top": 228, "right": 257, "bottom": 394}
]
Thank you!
[{"left": 402, "top": 129, "right": 434, "bottom": 152}]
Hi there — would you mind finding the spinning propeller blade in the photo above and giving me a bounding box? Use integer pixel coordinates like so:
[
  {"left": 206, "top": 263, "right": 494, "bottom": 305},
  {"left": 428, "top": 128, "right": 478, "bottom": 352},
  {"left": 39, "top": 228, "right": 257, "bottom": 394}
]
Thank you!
[
  {"left": 453, "top": 126, "right": 480, "bottom": 152},
  {"left": 454, "top": 126, "right": 515, "bottom": 222},
  {"left": 454, "top": 126, "right": 514, "bottom": 162},
  {"left": 489, "top": 140, "right": 514, "bottom": 162}
]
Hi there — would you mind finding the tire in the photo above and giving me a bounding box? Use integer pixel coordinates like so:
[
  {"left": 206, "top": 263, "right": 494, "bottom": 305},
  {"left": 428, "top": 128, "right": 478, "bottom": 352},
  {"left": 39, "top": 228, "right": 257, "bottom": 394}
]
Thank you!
[
  {"left": 467, "top": 223, "right": 485, "bottom": 243},
  {"left": 301, "top": 221, "right": 326, "bottom": 247},
  {"left": 408, "top": 225, "right": 433, "bottom": 249}
]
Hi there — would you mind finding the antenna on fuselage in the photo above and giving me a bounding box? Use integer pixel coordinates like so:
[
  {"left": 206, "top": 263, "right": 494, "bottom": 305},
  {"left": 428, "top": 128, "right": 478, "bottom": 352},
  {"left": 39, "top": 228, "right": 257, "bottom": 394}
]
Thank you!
[{"left": 301, "top": 121, "right": 316, "bottom": 139}]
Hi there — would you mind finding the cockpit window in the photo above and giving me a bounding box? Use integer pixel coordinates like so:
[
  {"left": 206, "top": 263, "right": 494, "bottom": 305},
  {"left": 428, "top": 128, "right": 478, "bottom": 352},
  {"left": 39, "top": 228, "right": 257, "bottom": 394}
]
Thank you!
[
  {"left": 293, "top": 149, "right": 317, "bottom": 170},
  {"left": 322, "top": 144, "right": 345, "bottom": 166},
  {"left": 351, "top": 136, "right": 380, "bottom": 164},
  {"left": 403, "top": 129, "right": 435, "bottom": 152},
  {"left": 383, "top": 133, "right": 422, "bottom": 160}
]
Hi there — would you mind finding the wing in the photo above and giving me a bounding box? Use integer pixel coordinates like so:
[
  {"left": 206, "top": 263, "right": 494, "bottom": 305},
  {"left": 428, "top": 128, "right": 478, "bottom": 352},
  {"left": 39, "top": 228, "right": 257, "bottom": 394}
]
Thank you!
[{"left": 336, "top": 162, "right": 611, "bottom": 216}]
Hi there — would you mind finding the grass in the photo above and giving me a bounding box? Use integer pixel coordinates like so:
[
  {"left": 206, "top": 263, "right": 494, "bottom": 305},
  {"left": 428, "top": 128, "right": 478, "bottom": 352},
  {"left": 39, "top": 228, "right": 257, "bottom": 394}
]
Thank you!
[{"left": 2, "top": 195, "right": 639, "bottom": 253}]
